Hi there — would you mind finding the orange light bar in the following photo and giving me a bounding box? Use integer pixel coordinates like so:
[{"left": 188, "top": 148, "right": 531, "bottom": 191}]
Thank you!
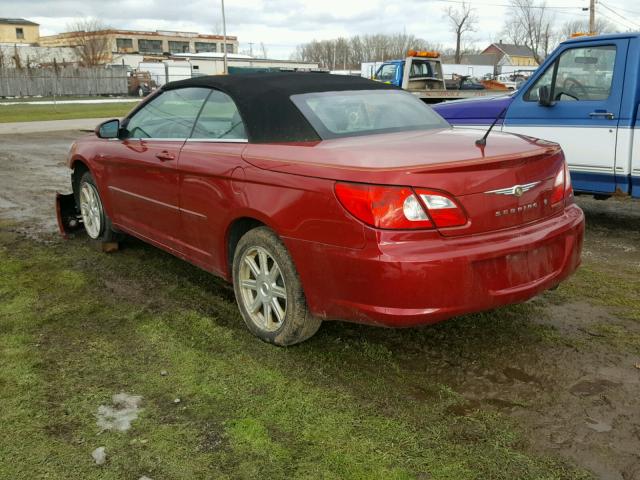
[
  {"left": 407, "top": 49, "right": 440, "bottom": 58},
  {"left": 570, "top": 32, "right": 595, "bottom": 38}
]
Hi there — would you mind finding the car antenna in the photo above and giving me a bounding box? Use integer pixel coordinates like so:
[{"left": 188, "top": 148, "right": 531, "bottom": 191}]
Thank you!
[{"left": 475, "top": 106, "right": 508, "bottom": 147}]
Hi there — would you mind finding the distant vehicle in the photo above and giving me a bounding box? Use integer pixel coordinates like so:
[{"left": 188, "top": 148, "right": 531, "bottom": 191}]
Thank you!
[
  {"left": 57, "top": 73, "right": 583, "bottom": 345},
  {"left": 445, "top": 75, "right": 486, "bottom": 90},
  {"left": 434, "top": 33, "right": 640, "bottom": 199},
  {"left": 372, "top": 50, "right": 509, "bottom": 102},
  {"left": 127, "top": 71, "right": 155, "bottom": 97}
]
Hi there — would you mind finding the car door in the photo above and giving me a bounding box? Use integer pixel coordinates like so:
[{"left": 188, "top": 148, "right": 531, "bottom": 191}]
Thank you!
[
  {"left": 503, "top": 39, "right": 628, "bottom": 194},
  {"left": 100, "top": 87, "right": 209, "bottom": 250},
  {"left": 177, "top": 89, "right": 248, "bottom": 274}
]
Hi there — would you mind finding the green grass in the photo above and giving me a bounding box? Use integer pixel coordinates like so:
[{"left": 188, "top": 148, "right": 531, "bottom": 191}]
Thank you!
[
  {"left": 553, "top": 266, "right": 640, "bottom": 318},
  {"left": 0, "top": 103, "right": 137, "bottom": 123},
  {"left": 0, "top": 226, "right": 594, "bottom": 479}
]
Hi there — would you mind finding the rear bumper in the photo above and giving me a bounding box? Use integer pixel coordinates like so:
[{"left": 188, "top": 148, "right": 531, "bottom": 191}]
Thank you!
[{"left": 285, "top": 204, "right": 584, "bottom": 327}]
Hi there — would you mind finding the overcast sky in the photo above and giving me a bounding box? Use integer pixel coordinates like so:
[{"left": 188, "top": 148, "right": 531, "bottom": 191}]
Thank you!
[{"left": 3, "top": 0, "right": 640, "bottom": 58}]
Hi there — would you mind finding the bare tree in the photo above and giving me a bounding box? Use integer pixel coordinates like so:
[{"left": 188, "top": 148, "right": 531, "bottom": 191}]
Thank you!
[
  {"left": 502, "top": 0, "right": 555, "bottom": 63},
  {"left": 292, "top": 33, "right": 439, "bottom": 70},
  {"left": 259, "top": 42, "right": 268, "bottom": 59},
  {"left": 446, "top": 3, "right": 478, "bottom": 64},
  {"left": 560, "top": 18, "right": 617, "bottom": 39},
  {"left": 12, "top": 44, "right": 23, "bottom": 70},
  {"left": 67, "top": 18, "right": 112, "bottom": 67}
]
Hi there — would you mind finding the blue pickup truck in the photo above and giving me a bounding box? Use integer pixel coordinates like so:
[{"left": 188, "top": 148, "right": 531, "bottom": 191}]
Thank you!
[{"left": 433, "top": 33, "right": 640, "bottom": 199}]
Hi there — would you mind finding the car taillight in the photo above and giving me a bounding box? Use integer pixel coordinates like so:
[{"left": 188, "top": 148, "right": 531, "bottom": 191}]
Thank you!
[
  {"left": 414, "top": 189, "right": 467, "bottom": 228},
  {"left": 550, "top": 164, "right": 566, "bottom": 205},
  {"left": 334, "top": 182, "right": 467, "bottom": 230},
  {"left": 335, "top": 182, "right": 433, "bottom": 229},
  {"left": 565, "top": 163, "right": 573, "bottom": 203}
]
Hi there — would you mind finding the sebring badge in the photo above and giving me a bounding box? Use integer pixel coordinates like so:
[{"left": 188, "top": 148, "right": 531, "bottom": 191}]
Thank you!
[{"left": 485, "top": 181, "right": 540, "bottom": 197}]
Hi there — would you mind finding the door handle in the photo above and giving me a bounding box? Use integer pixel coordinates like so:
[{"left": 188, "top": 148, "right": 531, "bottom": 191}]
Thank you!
[
  {"left": 155, "top": 151, "right": 175, "bottom": 161},
  {"left": 589, "top": 111, "right": 615, "bottom": 120}
]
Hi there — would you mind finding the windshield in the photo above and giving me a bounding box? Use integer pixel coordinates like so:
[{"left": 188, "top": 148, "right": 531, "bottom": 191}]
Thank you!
[{"left": 290, "top": 89, "right": 450, "bottom": 140}]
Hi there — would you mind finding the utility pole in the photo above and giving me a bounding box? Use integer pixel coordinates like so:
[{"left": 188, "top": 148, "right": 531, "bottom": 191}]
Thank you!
[
  {"left": 589, "top": 0, "right": 595, "bottom": 34},
  {"left": 221, "top": 0, "right": 228, "bottom": 74}
]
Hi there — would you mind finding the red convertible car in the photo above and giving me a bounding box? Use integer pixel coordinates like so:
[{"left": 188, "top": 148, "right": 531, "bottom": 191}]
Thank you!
[{"left": 58, "top": 73, "right": 584, "bottom": 345}]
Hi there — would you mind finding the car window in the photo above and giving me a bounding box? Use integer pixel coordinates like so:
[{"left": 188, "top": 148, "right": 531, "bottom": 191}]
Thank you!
[
  {"left": 125, "top": 87, "right": 209, "bottom": 139},
  {"left": 291, "top": 89, "right": 450, "bottom": 140},
  {"left": 376, "top": 64, "right": 397, "bottom": 82},
  {"left": 526, "top": 45, "right": 616, "bottom": 102},
  {"left": 190, "top": 90, "right": 247, "bottom": 140}
]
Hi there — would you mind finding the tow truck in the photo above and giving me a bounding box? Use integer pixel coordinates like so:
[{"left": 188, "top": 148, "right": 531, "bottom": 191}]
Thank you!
[{"left": 372, "top": 50, "right": 508, "bottom": 103}]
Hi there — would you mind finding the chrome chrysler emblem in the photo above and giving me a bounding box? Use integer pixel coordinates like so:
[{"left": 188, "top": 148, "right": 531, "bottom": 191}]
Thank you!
[{"left": 485, "top": 181, "right": 540, "bottom": 197}]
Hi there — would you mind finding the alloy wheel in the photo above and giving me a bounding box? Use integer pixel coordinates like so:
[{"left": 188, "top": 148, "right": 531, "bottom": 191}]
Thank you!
[
  {"left": 79, "top": 182, "right": 102, "bottom": 239},
  {"left": 238, "top": 246, "right": 287, "bottom": 332}
]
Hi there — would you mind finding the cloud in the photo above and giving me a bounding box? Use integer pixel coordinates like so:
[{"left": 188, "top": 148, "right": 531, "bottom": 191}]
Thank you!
[{"left": 4, "top": 0, "right": 635, "bottom": 59}]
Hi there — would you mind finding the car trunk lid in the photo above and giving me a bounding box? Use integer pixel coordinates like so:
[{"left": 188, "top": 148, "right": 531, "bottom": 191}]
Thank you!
[{"left": 242, "top": 128, "right": 565, "bottom": 236}]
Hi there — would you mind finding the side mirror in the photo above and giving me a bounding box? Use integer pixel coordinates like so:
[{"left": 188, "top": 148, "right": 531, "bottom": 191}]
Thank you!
[
  {"left": 95, "top": 119, "right": 120, "bottom": 139},
  {"left": 538, "top": 85, "right": 554, "bottom": 107}
]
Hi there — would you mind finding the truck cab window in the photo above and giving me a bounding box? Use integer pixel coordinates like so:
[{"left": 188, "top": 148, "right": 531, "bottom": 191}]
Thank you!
[
  {"left": 376, "top": 64, "right": 397, "bottom": 82},
  {"left": 409, "top": 61, "right": 435, "bottom": 79},
  {"left": 526, "top": 45, "right": 616, "bottom": 102}
]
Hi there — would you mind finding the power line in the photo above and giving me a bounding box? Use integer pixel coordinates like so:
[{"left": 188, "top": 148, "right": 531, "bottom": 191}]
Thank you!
[
  {"left": 606, "top": 4, "right": 640, "bottom": 17},
  {"left": 598, "top": 1, "right": 640, "bottom": 29},
  {"left": 428, "top": 0, "right": 585, "bottom": 9},
  {"left": 596, "top": 10, "right": 638, "bottom": 31}
]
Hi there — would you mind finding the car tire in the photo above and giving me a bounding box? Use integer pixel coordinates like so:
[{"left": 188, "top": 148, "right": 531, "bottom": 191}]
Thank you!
[
  {"left": 232, "top": 227, "right": 322, "bottom": 346},
  {"left": 77, "top": 171, "right": 117, "bottom": 242},
  {"left": 137, "top": 86, "right": 144, "bottom": 97}
]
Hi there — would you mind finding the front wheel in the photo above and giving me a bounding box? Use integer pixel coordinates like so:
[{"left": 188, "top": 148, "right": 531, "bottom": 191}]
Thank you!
[
  {"left": 78, "top": 171, "right": 117, "bottom": 242},
  {"left": 232, "top": 227, "right": 322, "bottom": 346}
]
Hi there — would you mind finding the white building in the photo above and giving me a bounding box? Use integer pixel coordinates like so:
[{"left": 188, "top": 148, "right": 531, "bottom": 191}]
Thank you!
[{"left": 170, "top": 52, "right": 319, "bottom": 75}]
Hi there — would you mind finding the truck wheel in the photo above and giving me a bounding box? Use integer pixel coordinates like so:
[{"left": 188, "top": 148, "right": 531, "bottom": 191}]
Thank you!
[
  {"left": 78, "top": 171, "right": 117, "bottom": 242},
  {"left": 137, "top": 86, "right": 144, "bottom": 97},
  {"left": 232, "top": 227, "right": 322, "bottom": 346}
]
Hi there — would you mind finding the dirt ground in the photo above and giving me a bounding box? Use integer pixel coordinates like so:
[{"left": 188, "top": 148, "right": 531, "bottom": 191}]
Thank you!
[{"left": 1, "top": 131, "right": 639, "bottom": 479}]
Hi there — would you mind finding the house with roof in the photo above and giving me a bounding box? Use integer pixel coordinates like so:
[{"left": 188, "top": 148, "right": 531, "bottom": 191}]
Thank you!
[
  {"left": 0, "top": 18, "right": 40, "bottom": 44},
  {"left": 482, "top": 41, "right": 538, "bottom": 67}
]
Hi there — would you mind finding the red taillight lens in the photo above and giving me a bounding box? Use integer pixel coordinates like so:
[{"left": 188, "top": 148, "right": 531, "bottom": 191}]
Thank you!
[
  {"left": 335, "top": 182, "right": 433, "bottom": 229},
  {"left": 334, "top": 183, "right": 467, "bottom": 230},
  {"left": 550, "top": 165, "right": 565, "bottom": 205},
  {"left": 565, "top": 163, "right": 573, "bottom": 202},
  {"left": 415, "top": 189, "right": 468, "bottom": 227}
]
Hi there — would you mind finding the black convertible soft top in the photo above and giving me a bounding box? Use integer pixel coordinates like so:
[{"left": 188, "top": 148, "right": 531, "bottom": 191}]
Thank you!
[{"left": 164, "top": 72, "right": 396, "bottom": 143}]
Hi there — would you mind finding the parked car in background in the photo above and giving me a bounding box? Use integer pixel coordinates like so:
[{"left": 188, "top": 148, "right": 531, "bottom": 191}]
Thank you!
[
  {"left": 434, "top": 33, "right": 640, "bottom": 200},
  {"left": 127, "top": 71, "right": 155, "bottom": 97},
  {"left": 57, "top": 73, "right": 584, "bottom": 345}
]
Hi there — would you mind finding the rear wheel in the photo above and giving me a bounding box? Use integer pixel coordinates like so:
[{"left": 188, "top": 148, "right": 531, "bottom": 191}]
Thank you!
[
  {"left": 78, "top": 171, "right": 117, "bottom": 242},
  {"left": 232, "top": 227, "right": 322, "bottom": 346}
]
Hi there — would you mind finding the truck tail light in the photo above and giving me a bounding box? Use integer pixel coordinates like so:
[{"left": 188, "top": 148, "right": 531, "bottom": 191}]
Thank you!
[{"left": 334, "top": 183, "right": 467, "bottom": 230}]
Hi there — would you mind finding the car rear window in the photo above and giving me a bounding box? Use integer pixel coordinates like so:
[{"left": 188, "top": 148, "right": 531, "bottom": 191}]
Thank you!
[{"left": 290, "top": 89, "right": 449, "bottom": 140}]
